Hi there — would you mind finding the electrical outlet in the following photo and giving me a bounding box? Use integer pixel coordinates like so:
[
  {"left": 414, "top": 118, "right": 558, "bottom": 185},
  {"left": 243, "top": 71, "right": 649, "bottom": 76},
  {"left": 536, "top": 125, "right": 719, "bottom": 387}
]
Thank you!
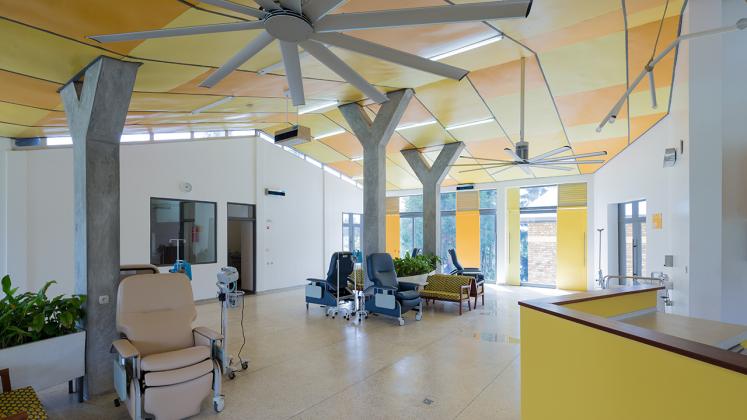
[{"left": 98, "top": 295, "right": 109, "bottom": 305}]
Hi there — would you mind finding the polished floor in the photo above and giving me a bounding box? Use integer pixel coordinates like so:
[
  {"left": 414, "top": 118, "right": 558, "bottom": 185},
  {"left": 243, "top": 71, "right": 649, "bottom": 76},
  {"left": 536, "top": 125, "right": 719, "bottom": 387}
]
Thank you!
[{"left": 40, "top": 284, "right": 565, "bottom": 420}]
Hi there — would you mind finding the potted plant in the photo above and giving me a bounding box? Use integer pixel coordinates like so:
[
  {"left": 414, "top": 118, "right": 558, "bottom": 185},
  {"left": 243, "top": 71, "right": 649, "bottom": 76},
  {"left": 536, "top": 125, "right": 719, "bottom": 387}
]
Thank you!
[
  {"left": 0, "top": 275, "right": 87, "bottom": 392},
  {"left": 393, "top": 253, "right": 441, "bottom": 286}
]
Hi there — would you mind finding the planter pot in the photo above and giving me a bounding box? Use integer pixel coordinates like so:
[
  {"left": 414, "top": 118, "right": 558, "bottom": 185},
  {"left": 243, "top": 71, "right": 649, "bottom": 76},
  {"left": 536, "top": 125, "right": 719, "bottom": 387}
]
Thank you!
[
  {"left": 0, "top": 330, "right": 85, "bottom": 391},
  {"left": 398, "top": 271, "right": 436, "bottom": 287}
]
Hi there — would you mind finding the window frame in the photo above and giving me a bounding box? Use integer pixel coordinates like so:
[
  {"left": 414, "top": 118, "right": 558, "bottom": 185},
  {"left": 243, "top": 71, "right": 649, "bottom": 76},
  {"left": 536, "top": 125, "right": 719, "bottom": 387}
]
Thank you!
[
  {"left": 150, "top": 197, "right": 218, "bottom": 267},
  {"left": 618, "top": 199, "right": 647, "bottom": 277},
  {"left": 342, "top": 212, "right": 363, "bottom": 253}
]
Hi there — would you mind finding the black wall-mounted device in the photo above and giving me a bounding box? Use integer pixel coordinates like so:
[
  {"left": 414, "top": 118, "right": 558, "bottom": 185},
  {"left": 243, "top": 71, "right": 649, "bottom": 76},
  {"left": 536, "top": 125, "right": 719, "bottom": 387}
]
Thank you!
[{"left": 265, "top": 189, "right": 286, "bottom": 197}]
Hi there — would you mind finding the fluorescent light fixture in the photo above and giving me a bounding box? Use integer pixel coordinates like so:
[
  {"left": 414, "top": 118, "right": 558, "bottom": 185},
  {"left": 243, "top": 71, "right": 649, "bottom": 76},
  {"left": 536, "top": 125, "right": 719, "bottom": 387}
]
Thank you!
[
  {"left": 314, "top": 128, "right": 345, "bottom": 140},
  {"left": 446, "top": 118, "right": 494, "bottom": 131},
  {"left": 154, "top": 132, "right": 190, "bottom": 141},
  {"left": 121, "top": 133, "right": 151, "bottom": 142},
  {"left": 395, "top": 120, "right": 438, "bottom": 131},
  {"left": 430, "top": 35, "right": 503, "bottom": 61},
  {"left": 351, "top": 156, "right": 364, "bottom": 162},
  {"left": 299, "top": 100, "right": 339, "bottom": 115},
  {"left": 228, "top": 130, "right": 256, "bottom": 137},
  {"left": 190, "top": 96, "right": 234, "bottom": 115},
  {"left": 46, "top": 136, "right": 72, "bottom": 146},
  {"left": 193, "top": 130, "right": 226, "bottom": 138}
]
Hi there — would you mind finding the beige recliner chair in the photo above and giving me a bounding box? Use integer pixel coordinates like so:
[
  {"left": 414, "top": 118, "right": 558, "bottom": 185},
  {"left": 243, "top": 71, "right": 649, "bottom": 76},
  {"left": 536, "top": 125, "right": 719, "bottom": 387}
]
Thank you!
[{"left": 112, "top": 273, "right": 224, "bottom": 420}]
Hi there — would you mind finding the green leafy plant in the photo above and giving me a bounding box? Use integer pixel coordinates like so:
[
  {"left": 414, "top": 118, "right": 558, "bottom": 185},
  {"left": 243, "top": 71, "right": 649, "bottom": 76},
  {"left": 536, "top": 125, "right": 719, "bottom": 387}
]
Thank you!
[
  {"left": 393, "top": 253, "right": 441, "bottom": 277},
  {"left": 0, "top": 275, "right": 86, "bottom": 349}
]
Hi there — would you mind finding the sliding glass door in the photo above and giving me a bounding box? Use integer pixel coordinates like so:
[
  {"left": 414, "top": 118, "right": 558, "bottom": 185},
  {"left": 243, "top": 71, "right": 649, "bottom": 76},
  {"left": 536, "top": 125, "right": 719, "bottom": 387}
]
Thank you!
[
  {"left": 619, "top": 200, "right": 647, "bottom": 277},
  {"left": 519, "top": 186, "right": 558, "bottom": 287}
]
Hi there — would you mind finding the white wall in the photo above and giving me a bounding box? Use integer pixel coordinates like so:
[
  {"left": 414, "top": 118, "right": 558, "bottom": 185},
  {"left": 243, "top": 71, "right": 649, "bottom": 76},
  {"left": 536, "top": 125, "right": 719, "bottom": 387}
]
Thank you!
[{"left": 2, "top": 137, "right": 363, "bottom": 300}]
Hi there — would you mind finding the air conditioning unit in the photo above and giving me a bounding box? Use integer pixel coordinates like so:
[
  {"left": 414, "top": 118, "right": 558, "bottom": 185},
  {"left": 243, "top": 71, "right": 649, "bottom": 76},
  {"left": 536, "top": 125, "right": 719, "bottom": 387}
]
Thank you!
[{"left": 274, "top": 125, "right": 311, "bottom": 147}]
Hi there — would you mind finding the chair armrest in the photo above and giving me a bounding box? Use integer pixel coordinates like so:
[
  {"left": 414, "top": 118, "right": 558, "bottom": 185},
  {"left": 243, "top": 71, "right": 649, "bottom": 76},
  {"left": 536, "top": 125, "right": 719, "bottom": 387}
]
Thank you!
[
  {"left": 463, "top": 268, "right": 482, "bottom": 273},
  {"left": 373, "top": 286, "right": 397, "bottom": 295},
  {"left": 307, "top": 278, "right": 325, "bottom": 283},
  {"left": 398, "top": 282, "right": 419, "bottom": 292},
  {"left": 194, "top": 326, "right": 223, "bottom": 351},
  {"left": 449, "top": 269, "right": 459, "bottom": 275},
  {"left": 111, "top": 339, "right": 139, "bottom": 359}
]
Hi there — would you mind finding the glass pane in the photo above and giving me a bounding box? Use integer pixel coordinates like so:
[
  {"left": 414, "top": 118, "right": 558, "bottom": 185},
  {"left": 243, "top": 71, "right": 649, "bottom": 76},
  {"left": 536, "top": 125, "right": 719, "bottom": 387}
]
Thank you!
[
  {"left": 353, "top": 214, "right": 361, "bottom": 224},
  {"left": 640, "top": 222, "right": 647, "bottom": 276},
  {"left": 520, "top": 186, "right": 558, "bottom": 208},
  {"left": 480, "top": 213, "right": 496, "bottom": 282},
  {"left": 624, "top": 202, "right": 633, "bottom": 218},
  {"left": 353, "top": 227, "right": 361, "bottom": 252},
  {"left": 638, "top": 200, "right": 647, "bottom": 217},
  {"left": 151, "top": 198, "right": 216, "bottom": 266},
  {"left": 414, "top": 217, "right": 423, "bottom": 251},
  {"left": 400, "top": 218, "right": 414, "bottom": 258},
  {"left": 154, "top": 132, "right": 190, "bottom": 141},
  {"left": 440, "top": 215, "right": 456, "bottom": 273},
  {"left": 342, "top": 228, "right": 350, "bottom": 252},
  {"left": 399, "top": 195, "right": 423, "bottom": 213},
  {"left": 625, "top": 223, "right": 634, "bottom": 276},
  {"left": 440, "top": 192, "right": 456, "bottom": 211},
  {"left": 227, "top": 203, "right": 252, "bottom": 219},
  {"left": 519, "top": 212, "right": 557, "bottom": 285},
  {"left": 479, "top": 189, "right": 497, "bottom": 209},
  {"left": 343, "top": 213, "right": 350, "bottom": 224}
]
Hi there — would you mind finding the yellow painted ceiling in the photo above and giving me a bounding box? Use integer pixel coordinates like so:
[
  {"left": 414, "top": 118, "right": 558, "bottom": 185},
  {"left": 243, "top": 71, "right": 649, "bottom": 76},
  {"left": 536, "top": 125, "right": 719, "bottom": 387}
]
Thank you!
[{"left": 0, "top": 0, "right": 687, "bottom": 189}]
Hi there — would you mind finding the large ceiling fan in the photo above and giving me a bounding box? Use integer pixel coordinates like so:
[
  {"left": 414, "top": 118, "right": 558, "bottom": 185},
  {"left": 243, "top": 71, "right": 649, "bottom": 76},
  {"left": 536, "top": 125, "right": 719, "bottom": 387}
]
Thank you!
[
  {"left": 89, "top": 0, "right": 533, "bottom": 106},
  {"left": 452, "top": 56, "right": 607, "bottom": 177}
]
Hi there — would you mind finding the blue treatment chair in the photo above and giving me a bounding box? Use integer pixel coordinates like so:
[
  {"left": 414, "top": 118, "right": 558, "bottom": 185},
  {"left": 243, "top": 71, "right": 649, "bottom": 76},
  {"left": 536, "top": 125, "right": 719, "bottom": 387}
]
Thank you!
[
  {"left": 364, "top": 253, "right": 423, "bottom": 326},
  {"left": 411, "top": 248, "right": 421, "bottom": 257},
  {"left": 305, "top": 252, "right": 356, "bottom": 319}
]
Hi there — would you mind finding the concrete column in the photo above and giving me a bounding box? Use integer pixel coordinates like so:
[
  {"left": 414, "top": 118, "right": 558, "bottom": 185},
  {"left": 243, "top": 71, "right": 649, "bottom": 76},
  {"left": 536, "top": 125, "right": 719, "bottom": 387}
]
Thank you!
[
  {"left": 339, "top": 89, "right": 413, "bottom": 258},
  {"left": 60, "top": 56, "right": 139, "bottom": 397},
  {"left": 401, "top": 142, "right": 465, "bottom": 256}
]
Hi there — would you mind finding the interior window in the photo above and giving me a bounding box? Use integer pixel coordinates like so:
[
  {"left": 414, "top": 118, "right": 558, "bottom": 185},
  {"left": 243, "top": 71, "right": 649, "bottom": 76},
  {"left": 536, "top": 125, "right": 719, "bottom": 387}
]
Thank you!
[
  {"left": 618, "top": 199, "right": 647, "bottom": 278},
  {"left": 150, "top": 198, "right": 217, "bottom": 266}
]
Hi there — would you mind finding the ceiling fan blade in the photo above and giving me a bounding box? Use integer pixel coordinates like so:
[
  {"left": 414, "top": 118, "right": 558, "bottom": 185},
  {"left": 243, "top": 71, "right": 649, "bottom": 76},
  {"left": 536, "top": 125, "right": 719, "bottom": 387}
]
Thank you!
[
  {"left": 449, "top": 163, "right": 512, "bottom": 167},
  {"left": 89, "top": 21, "right": 265, "bottom": 43},
  {"left": 199, "top": 0, "right": 267, "bottom": 18},
  {"left": 458, "top": 165, "right": 506, "bottom": 174},
  {"left": 200, "top": 31, "right": 274, "bottom": 88},
  {"left": 527, "top": 146, "right": 571, "bottom": 163},
  {"left": 515, "top": 164, "right": 534, "bottom": 177},
  {"left": 279, "top": 0, "right": 301, "bottom": 12},
  {"left": 467, "top": 157, "right": 515, "bottom": 163},
  {"left": 254, "top": 0, "right": 281, "bottom": 10},
  {"left": 314, "top": 0, "right": 532, "bottom": 32},
  {"left": 504, "top": 147, "right": 524, "bottom": 163},
  {"left": 304, "top": 0, "right": 347, "bottom": 21},
  {"left": 300, "top": 41, "right": 387, "bottom": 103},
  {"left": 280, "top": 41, "right": 306, "bottom": 106},
  {"left": 488, "top": 166, "right": 515, "bottom": 176},
  {"left": 540, "top": 150, "right": 608, "bottom": 162},
  {"left": 312, "top": 33, "right": 468, "bottom": 80},
  {"left": 529, "top": 164, "right": 573, "bottom": 171}
]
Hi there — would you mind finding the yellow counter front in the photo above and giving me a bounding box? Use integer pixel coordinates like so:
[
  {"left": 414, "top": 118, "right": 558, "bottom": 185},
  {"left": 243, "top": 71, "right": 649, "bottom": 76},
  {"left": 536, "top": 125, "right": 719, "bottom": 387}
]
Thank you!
[{"left": 519, "top": 286, "right": 747, "bottom": 420}]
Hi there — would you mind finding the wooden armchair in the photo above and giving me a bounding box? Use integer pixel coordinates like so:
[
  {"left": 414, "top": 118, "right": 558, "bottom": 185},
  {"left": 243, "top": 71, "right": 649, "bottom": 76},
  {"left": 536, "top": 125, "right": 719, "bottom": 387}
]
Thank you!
[{"left": 0, "top": 369, "right": 47, "bottom": 420}]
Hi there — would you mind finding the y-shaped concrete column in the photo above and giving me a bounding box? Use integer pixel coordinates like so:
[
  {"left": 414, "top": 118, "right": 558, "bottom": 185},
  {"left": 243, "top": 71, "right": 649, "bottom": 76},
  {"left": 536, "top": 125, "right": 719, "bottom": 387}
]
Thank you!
[
  {"left": 60, "top": 56, "right": 139, "bottom": 397},
  {"left": 339, "top": 89, "right": 413, "bottom": 258},
  {"left": 402, "top": 142, "right": 465, "bottom": 257}
]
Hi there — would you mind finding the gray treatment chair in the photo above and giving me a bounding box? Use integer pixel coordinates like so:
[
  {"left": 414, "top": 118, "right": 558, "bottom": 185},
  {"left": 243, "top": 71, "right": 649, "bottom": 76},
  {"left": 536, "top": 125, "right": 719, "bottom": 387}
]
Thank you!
[
  {"left": 112, "top": 273, "right": 224, "bottom": 420},
  {"left": 364, "top": 253, "right": 423, "bottom": 326},
  {"left": 448, "top": 248, "right": 485, "bottom": 307}
]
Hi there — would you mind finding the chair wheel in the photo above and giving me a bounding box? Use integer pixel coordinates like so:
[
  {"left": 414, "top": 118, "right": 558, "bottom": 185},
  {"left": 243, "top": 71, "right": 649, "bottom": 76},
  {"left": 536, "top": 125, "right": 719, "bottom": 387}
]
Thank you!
[
  {"left": 416, "top": 313, "right": 422, "bottom": 321},
  {"left": 113, "top": 398, "right": 121, "bottom": 407},
  {"left": 213, "top": 396, "right": 225, "bottom": 413},
  {"left": 398, "top": 318, "right": 405, "bottom": 326},
  {"left": 241, "top": 361, "right": 249, "bottom": 369},
  {"left": 228, "top": 371, "right": 236, "bottom": 380}
]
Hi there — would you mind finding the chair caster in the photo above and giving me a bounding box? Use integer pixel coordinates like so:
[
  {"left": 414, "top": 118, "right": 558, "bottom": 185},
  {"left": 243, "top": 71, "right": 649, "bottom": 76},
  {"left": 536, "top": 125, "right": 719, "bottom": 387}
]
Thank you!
[
  {"left": 398, "top": 318, "right": 405, "bottom": 326},
  {"left": 113, "top": 398, "right": 120, "bottom": 407},
  {"left": 241, "top": 361, "right": 249, "bottom": 370},
  {"left": 213, "top": 395, "right": 225, "bottom": 413},
  {"left": 416, "top": 313, "right": 422, "bottom": 321},
  {"left": 228, "top": 370, "right": 236, "bottom": 380}
]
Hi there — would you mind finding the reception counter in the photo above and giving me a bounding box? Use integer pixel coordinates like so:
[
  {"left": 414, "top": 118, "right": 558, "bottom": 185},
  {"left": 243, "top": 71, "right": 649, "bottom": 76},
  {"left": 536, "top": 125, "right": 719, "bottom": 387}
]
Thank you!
[{"left": 519, "top": 286, "right": 747, "bottom": 420}]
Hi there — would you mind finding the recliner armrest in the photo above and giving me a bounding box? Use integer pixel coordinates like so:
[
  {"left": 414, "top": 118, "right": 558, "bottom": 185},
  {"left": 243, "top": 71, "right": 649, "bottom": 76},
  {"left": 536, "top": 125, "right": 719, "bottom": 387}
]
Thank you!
[
  {"left": 307, "top": 278, "right": 325, "bottom": 283},
  {"left": 111, "top": 338, "right": 139, "bottom": 359},
  {"left": 398, "top": 282, "right": 419, "bottom": 292},
  {"left": 193, "top": 326, "right": 223, "bottom": 341},
  {"left": 463, "top": 268, "right": 482, "bottom": 273}
]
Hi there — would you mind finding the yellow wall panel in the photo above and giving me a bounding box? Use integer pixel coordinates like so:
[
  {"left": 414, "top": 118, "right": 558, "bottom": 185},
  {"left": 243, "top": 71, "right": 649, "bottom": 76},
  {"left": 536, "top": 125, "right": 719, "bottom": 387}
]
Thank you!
[
  {"left": 556, "top": 207, "right": 587, "bottom": 291},
  {"left": 505, "top": 188, "right": 521, "bottom": 285},
  {"left": 521, "top": 306, "right": 747, "bottom": 420},
  {"left": 456, "top": 210, "right": 481, "bottom": 268},
  {"left": 385, "top": 214, "right": 400, "bottom": 258}
]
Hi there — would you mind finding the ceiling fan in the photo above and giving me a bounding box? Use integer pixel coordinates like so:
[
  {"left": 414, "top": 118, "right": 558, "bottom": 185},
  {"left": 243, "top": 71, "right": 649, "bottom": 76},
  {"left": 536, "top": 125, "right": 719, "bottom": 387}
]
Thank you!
[
  {"left": 89, "top": 0, "right": 533, "bottom": 106},
  {"left": 451, "top": 56, "right": 607, "bottom": 177}
]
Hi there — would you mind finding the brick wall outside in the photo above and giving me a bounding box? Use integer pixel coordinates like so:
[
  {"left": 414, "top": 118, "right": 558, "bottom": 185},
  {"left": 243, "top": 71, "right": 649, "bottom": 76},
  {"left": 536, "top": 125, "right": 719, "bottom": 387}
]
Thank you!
[{"left": 527, "top": 221, "right": 556, "bottom": 285}]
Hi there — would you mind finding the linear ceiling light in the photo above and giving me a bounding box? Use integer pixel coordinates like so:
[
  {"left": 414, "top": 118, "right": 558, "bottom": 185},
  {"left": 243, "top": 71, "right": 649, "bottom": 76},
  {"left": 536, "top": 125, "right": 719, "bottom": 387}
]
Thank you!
[
  {"left": 190, "top": 96, "right": 234, "bottom": 115},
  {"left": 396, "top": 120, "right": 438, "bottom": 131},
  {"left": 446, "top": 118, "right": 494, "bottom": 130},
  {"left": 596, "top": 18, "right": 747, "bottom": 133},
  {"left": 430, "top": 35, "right": 503, "bottom": 61},
  {"left": 314, "top": 128, "right": 345, "bottom": 140},
  {"left": 299, "top": 100, "right": 339, "bottom": 114}
]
